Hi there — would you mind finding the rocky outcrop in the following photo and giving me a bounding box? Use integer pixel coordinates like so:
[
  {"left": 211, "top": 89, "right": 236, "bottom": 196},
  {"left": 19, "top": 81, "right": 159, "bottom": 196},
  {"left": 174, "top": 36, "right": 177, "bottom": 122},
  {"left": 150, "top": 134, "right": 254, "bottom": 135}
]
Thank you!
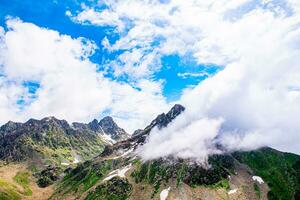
[
  {"left": 100, "top": 104, "right": 185, "bottom": 157},
  {"left": 99, "top": 116, "right": 129, "bottom": 140}
]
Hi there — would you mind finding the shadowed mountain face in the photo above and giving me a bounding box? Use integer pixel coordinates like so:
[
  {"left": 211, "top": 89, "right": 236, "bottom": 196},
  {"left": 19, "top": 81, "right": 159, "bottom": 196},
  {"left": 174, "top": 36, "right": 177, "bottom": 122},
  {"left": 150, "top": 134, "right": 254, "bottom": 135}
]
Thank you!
[
  {"left": 0, "top": 116, "right": 128, "bottom": 167},
  {"left": 98, "top": 116, "right": 128, "bottom": 140}
]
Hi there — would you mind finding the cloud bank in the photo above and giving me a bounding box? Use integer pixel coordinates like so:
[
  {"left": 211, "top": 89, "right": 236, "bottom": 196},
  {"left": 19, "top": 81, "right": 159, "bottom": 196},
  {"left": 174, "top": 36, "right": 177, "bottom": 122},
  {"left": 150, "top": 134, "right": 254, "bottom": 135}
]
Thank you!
[
  {"left": 71, "top": 0, "right": 300, "bottom": 160},
  {"left": 1, "top": 0, "right": 300, "bottom": 163},
  {"left": 0, "top": 18, "right": 170, "bottom": 132}
]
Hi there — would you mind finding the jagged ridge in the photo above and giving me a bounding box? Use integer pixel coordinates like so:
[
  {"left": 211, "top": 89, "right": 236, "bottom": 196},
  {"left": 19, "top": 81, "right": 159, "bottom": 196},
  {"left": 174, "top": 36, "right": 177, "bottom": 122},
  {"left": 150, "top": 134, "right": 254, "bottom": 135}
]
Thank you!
[{"left": 0, "top": 115, "right": 128, "bottom": 167}]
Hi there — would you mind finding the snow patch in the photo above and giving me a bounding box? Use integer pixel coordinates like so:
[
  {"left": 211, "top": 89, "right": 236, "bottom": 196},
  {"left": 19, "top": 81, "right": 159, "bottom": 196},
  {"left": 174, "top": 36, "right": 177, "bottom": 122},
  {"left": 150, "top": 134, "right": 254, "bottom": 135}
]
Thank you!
[
  {"left": 111, "top": 148, "right": 134, "bottom": 159},
  {"left": 101, "top": 133, "right": 116, "bottom": 144},
  {"left": 160, "top": 187, "right": 170, "bottom": 200},
  {"left": 103, "top": 164, "right": 132, "bottom": 181},
  {"left": 72, "top": 152, "right": 82, "bottom": 164},
  {"left": 252, "top": 176, "right": 264, "bottom": 184},
  {"left": 118, "top": 164, "right": 132, "bottom": 177},
  {"left": 228, "top": 189, "right": 237, "bottom": 195},
  {"left": 73, "top": 156, "right": 80, "bottom": 164}
]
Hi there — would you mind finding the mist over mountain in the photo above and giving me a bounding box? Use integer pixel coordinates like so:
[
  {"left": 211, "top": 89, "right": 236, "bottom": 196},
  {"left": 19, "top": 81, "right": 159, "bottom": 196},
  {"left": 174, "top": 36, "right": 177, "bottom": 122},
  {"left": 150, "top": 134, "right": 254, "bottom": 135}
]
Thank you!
[
  {"left": 50, "top": 104, "right": 300, "bottom": 200},
  {"left": 0, "top": 0, "right": 299, "bottom": 199}
]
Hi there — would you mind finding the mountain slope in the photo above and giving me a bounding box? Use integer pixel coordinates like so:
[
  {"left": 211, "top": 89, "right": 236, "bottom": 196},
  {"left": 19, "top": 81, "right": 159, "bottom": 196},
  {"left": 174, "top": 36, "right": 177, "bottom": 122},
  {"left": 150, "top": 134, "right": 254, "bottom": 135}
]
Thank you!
[
  {"left": 1, "top": 104, "right": 300, "bottom": 200},
  {"left": 0, "top": 116, "right": 128, "bottom": 168},
  {"left": 50, "top": 104, "right": 300, "bottom": 200},
  {"left": 233, "top": 148, "right": 300, "bottom": 200},
  {"left": 52, "top": 147, "right": 300, "bottom": 200}
]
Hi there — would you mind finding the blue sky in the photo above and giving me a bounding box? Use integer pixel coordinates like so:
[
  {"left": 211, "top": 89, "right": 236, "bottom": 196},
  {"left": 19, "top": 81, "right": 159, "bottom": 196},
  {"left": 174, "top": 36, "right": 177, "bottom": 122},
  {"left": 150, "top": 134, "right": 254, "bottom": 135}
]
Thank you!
[
  {"left": 1, "top": 0, "right": 300, "bottom": 155},
  {"left": 0, "top": 0, "right": 217, "bottom": 102}
]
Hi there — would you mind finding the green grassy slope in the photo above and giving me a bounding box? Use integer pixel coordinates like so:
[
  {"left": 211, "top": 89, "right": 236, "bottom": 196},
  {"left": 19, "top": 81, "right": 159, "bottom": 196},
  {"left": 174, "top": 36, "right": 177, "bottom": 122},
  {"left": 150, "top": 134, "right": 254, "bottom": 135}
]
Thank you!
[
  {"left": 0, "top": 128, "right": 106, "bottom": 168},
  {"left": 50, "top": 147, "right": 300, "bottom": 200},
  {"left": 234, "top": 147, "right": 300, "bottom": 200},
  {"left": 13, "top": 172, "right": 32, "bottom": 196}
]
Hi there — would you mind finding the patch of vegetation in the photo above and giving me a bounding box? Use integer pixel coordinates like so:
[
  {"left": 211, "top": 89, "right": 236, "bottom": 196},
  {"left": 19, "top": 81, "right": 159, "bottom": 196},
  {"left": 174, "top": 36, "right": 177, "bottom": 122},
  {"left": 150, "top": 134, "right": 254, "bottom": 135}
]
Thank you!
[
  {"left": 84, "top": 177, "right": 132, "bottom": 200},
  {"left": 0, "top": 178, "right": 21, "bottom": 200},
  {"left": 211, "top": 179, "right": 230, "bottom": 190},
  {"left": 0, "top": 124, "right": 106, "bottom": 168},
  {"left": 27, "top": 164, "right": 38, "bottom": 173},
  {"left": 176, "top": 164, "right": 188, "bottom": 187},
  {"left": 253, "top": 182, "right": 261, "bottom": 198},
  {"left": 51, "top": 158, "right": 125, "bottom": 199},
  {"left": 233, "top": 147, "right": 300, "bottom": 200},
  {"left": 35, "top": 166, "right": 61, "bottom": 188},
  {"left": 13, "top": 171, "right": 32, "bottom": 196},
  {"left": 131, "top": 154, "right": 234, "bottom": 194}
]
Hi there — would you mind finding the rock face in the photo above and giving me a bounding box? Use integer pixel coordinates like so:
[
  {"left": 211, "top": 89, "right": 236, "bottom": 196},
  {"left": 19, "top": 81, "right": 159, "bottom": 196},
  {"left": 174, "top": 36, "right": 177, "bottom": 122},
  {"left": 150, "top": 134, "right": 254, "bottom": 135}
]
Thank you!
[
  {"left": 133, "top": 104, "right": 185, "bottom": 143},
  {"left": 0, "top": 115, "right": 128, "bottom": 166},
  {"left": 145, "top": 104, "right": 185, "bottom": 130},
  {"left": 100, "top": 104, "right": 185, "bottom": 157},
  {"left": 74, "top": 117, "right": 129, "bottom": 141},
  {"left": 98, "top": 116, "right": 129, "bottom": 140}
]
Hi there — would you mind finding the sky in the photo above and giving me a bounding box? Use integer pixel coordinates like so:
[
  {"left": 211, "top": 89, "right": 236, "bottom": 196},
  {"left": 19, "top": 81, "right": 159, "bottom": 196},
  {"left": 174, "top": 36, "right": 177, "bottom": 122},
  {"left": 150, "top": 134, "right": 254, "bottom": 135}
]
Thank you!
[{"left": 0, "top": 0, "right": 300, "bottom": 159}]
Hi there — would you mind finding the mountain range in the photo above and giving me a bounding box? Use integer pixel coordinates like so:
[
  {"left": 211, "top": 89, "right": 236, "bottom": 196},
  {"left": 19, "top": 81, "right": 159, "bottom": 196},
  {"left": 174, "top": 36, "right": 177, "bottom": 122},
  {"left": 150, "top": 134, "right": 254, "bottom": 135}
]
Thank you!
[
  {"left": 0, "top": 116, "right": 129, "bottom": 168},
  {"left": 0, "top": 105, "right": 299, "bottom": 200}
]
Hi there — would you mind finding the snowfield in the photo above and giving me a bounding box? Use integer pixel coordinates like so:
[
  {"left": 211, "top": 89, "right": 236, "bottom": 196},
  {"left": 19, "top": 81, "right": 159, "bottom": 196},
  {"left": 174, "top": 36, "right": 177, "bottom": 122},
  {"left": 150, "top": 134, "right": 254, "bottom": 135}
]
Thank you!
[
  {"left": 103, "top": 164, "right": 132, "bottom": 181},
  {"left": 160, "top": 187, "right": 171, "bottom": 200},
  {"left": 252, "top": 176, "right": 264, "bottom": 184}
]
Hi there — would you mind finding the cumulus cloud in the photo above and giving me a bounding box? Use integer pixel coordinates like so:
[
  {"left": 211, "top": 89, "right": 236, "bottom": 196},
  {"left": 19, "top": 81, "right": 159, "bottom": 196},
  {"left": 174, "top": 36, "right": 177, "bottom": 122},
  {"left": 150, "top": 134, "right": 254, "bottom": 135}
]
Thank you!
[
  {"left": 0, "top": 18, "right": 170, "bottom": 132},
  {"left": 71, "top": 0, "right": 300, "bottom": 160}
]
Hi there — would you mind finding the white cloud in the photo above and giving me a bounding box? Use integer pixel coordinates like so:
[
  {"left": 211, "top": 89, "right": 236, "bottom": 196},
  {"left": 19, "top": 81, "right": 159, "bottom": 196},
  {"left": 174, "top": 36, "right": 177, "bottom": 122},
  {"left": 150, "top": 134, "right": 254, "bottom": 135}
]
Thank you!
[
  {"left": 138, "top": 117, "right": 223, "bottom": 164},
  {"left": 0, "top": 18, "right": 169, "bottom": 133},
  {"left": 71, "top": 0, "right": 300, "bottom": 158},
  {"left": 107, "top": 79, "right": 170, "bottom": 133},
  {"left": 0, "top": 18, "right": 112, "bottom": 123},
  {"left": 71, "top": 8, "right": 124, "bottom": 31},
  {"left": 177, "top": 72, "right": 209, "bottom": 79},
  {"left": 1, "top": 0, "right": 300, "bottom": 163}
]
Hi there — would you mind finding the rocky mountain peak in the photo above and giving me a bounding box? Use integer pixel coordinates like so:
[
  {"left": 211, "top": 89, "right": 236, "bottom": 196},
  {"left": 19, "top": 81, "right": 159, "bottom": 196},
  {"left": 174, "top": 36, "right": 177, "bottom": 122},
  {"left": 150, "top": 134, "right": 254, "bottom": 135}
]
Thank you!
[
  {"left": 166, "top": 104, "right": 185, "bottom": 120},
  {"left": 98, "top": 116, "right": 128, "bottom": 140},
  {"left": 147, "top": 104, "right": 185, "bottom": 130},
  {"left": 101, "top": 104, "right": 185, "bottom": 156},
  {"left": 25, "top": 116, "right": 70, "bottom": 131},
  {"left": 0, "top": 121, "right": 22, "bottom": 134},
  {"left": 87, "top": 119, "right": 100, "bottom": 132},
  {"left": 99, "top": 116, "right": 114, "bottom": 125}
]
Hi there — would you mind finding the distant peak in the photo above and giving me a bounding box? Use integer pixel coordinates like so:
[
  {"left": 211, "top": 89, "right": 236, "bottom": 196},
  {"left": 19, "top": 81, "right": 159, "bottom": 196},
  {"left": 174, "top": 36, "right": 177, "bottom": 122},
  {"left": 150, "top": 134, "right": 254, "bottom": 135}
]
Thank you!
[
  {"left": 98, "top": 116, "right": 128, "bottom": 139},
  {"left": 171, "top": 104, "right": 185, "bottom": 111},
  {"left": 42, "top": 116, "right": 59, "bottom": 121},
  {"left": 0, "top": 120, "right": 21, "bottom": 131},
  {"left": 87, "top": 119, "right": 100, "bottom": 132},
  {"left": 99, "top": 116, "right": 118, "bottom": 128},
  {"left": 146, "top": 104, "right": 185, "bottom": 130},
  {"left": 166, "top": 104, "right": 185, "bottom": 119},
  {"left": 90, "top": 119, "right": 98, "bottom": 124},
  {"left": 6, "top": 120, "right": 16, "bottom": 125},
  {"left": 100, "top": 116, "right": 114, "bottom": 122}
]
